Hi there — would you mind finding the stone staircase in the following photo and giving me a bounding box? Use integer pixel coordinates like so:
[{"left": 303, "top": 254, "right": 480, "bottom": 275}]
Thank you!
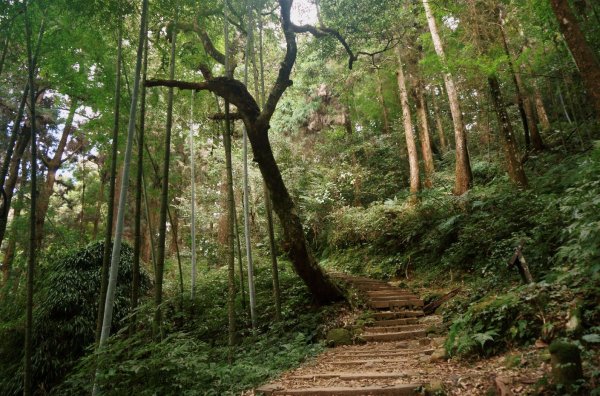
[{"left": 255, "top": 274, "right": 434, "bottom": 396}]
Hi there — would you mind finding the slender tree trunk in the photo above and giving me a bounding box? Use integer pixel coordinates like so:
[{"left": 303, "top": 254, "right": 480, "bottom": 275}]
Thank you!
[
  {"left": 233, "top": 202, "right": 246, "bottom": 310},
  {"left": 0, "top": 84, "right": 28, "bottom": 194},
  {"left": 498, "top": 16, "right": 531, "bottom": 150},
  {"left": 94, "top": 0, "right": 148, "bottom": 391},
  {"left": 0, "top": 128, "right": 30, "bottom": 249},
  {"left": 35, "top": 100, "right": 77, "bottom": 246},
  {"left": 189, "top": 92, "right": 197, "bottom": 300},
  {"left": 0, "top": 25, "right": 10, "bottom": 78},
  {"left": 0, "top": 21, "right": 43, "bottom": 249},
  {"left": 96, "top": 18, "right": 123, "bottom": 345},
  {"left": 534, "top": 84, "right": 551, "bottom": 131},
  {"left": 92, "top": 172, "right": 105, "bottom": 240},
  {"left": 224, "top": 11, "right": 237, "bottom": 358},
  {"left": 430, "top": 88, "right": 448, "bottom": 153},
  {"left": 394, "top": 48, "right": 420, "bottom": 203},
  {"left": 154, "top": 14, "right": 177, "bottom": 339},
  {"left": 258, "top": 8, "right": 281, "bottom": 321},
  {"left": 376, "top": 68, "right": 391, "bottom": 134},
  {"left": 2, "top": 158, "right": 26, "bottom": 285},
  {"left": 549, "top": 0, "right": 600, "bottom": 116},
  {"left": 24, "top": 5, "right": 38, "bottom": 393},
  {"left": 243, "top": 1, "right": 257, "bottom": 329},
  {"left": 224, "top": 100, "right": 237, "bottom": 352},
  {"left": 488, "top": 76, "right": 528, "bottom": 188},
  {"left": 422, "top": 0, "right": 472, "bottom": 195},
  {"left": 132, "top": 30, "right": 149, "bottom": 325},
  {"left": 413, "top": 79, "right": 435, "bottom": 188}
]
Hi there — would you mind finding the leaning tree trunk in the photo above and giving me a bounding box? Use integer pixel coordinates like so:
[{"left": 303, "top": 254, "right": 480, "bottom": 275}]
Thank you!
[
  {"left": 549, "top": 0, "right": 600, "bottom": 116},
  {"left": 488, "top": 76, "right": 528, "bottom": 188},
  {"left": 2, "top": 158, "right": 26, "bottom": 285},
  {"left": 422, "top": 0, "right": 472, "bottom": 195},
  {"left": 146, "top": 0, "right": 343, "bottom": 304},
  {"left": 394, "top": 47, "right": 420, "bottom": 203},
  {"left": 0, "top": 128, "right": 30, "bottom": 249}
]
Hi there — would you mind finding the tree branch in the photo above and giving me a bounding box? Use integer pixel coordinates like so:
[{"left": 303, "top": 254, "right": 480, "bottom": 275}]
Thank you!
[{"left": 145, "top": 77, "right": 260, "bottom": 123}]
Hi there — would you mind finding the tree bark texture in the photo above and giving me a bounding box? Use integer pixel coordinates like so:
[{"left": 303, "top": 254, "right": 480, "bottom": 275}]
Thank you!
[
  {"left": 430, "top": 88, "right": 448, "bottom": 153},
  {"left": 549, "top": 0, "right": 600, "bottom": 116},
  {"left": 394, "top": 48, "right": 420, "bottom": 202},
  {"left": 413, "top": 79, "right": 435, "bottom": 188},
  {"left": 488, "top": 76, "right": 528, "bottom": 188}
]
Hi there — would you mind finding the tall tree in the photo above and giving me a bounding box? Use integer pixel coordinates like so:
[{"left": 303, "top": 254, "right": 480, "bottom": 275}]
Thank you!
[
  {"left": 132, "top": 26, "right": 149, "bottom": 321},
  {"left": 549, "top": 0, "right": 600, "bottom": 115},
  {"left": 189, "top": 91, "right": 197, "bottom": 300},
  {"left": 422, "top": 0, "right": 472, "bottom": 195},
  {"left": 413, "top": 77, "right": 435, "bottom": 188},
  {"left": 96, "top": 13, "right": 123, "bottom": 344},
  {"left": 394, "top": 47, "right": 420, "bottom": 203},
  {"left": 488, "top": 76, "right": 528, "bottom": 187},
  {"left": 154, "top": 11, "right": 178, "bottom": 338},
  {"left": 147, "top": 0, "right": 347, "bottom": 304},
  {"left": 23, "top": 2, "right": 38, "bottom": 393},
  {"left": 95, "top": 0, "right": 149, "bottom": 371},
  {"left": 242, "top": 0, "right": 257, "bottom": 329},
  {"left": 258, "top": 1, "right": 281, "bottom": 321},
  {"left": 223, "top": 9, "right": 237, "bottom": 355}
]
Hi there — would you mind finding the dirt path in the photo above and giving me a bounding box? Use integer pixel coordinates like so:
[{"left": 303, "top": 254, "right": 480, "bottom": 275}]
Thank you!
[{"left": 254, "top": 274, "right": 546, "bottom": 396}]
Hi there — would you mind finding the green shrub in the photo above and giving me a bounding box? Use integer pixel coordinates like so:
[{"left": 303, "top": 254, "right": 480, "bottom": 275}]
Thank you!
[{"left": 0, "top": 241, "right": 151, "bottom": 394}]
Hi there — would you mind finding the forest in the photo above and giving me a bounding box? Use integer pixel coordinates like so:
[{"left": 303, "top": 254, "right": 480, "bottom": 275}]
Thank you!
[{"left": 0, "top": 0, "right": 599, "bottom": 394}]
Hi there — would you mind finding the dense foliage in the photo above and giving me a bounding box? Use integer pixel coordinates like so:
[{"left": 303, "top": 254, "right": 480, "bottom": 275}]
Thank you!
[{"left": 1, "top": 0, "right": 599, "bottom": 393}]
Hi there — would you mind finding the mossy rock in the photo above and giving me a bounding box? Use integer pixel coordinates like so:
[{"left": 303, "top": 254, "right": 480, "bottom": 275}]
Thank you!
[
  {"left": 326, "top": 328, "right": 352, "bottom": 347},
  {"left": 503, "top": 353, "right": 522, "bottom": 368},
  {"left": 548, "top": 341, "right": 583, "bottom": 389}
]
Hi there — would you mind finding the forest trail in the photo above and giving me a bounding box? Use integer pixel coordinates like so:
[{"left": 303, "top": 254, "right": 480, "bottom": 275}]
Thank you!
[
  {"left": 254, "top": 275, "right": 546, "bottom": 395},
  {"left": 255, "top": 275, "right": 437, "bottom": 395}
]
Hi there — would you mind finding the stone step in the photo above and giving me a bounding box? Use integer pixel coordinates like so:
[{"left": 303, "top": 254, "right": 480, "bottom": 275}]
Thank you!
[
  {"left": 366, "top": 295, "right": 419, "bottom": 301},
  {"left": 372, "top": 318, "right": 419, "bottom": 326},
  {"left": 365, "top": 324, "right": 423, "bottom": 334},
  {"left": 368, "top": 299, "right": 424, "bottom": 309},
  {"left": 365, "top": 288, "right": 416, "bottom": 297},
  {"left": 325, "top": 356, "right": 430, "bottom": 365},
  {"left": 372, "top": 311, "right": 424, "bottom": 320},
  {"left": 331, "top": 349, "right": 433, "bottom": 359},
  {"left": 267, "top": 384, "right": 423, "bottom": 395},
  {"left": 289, "top": 372, "right": 411, "bottom": 380},
  {"left": 362, "top": 329, "right": 427, "bottom": 342}
]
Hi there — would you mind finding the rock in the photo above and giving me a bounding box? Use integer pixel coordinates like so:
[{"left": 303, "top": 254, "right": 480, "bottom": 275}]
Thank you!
[
  {"left": 548, "top": 341, "right": 583, "bottom": 390},
  {"left": 419, "top": 338, "right": 432, "bottom": 346},
  {"left": 326, "top": 328, "right": 353, "bottom": 347},
  {"left": 424, "top": 379, "right": 446, "bottom": 395},
  {"left": 430, "top": 348, "right": 447, "bottom": 363},
  {"left": 432, "top": 337, "right": 447, "bottom": 347}
]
